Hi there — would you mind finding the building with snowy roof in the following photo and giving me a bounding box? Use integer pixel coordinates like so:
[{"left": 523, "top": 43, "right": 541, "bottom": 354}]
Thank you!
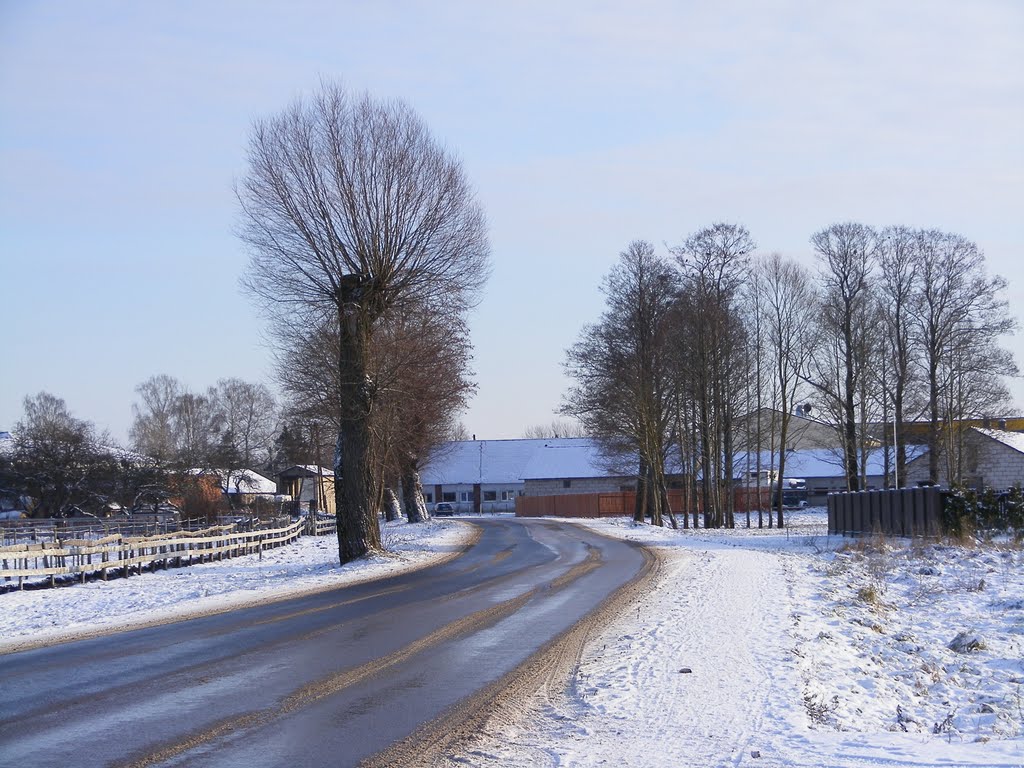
[
  {"left": 904, "top": 427, "right": 1024, "bottom": 490},
  {"left": 519, "top": 441, "right": 637, "bottom": 497},
  {"left": 420, "top": 438, "right": 620, "bottom": 513},
  {"left": 420, "top": 435, "right": 931, "bottom": 514}
]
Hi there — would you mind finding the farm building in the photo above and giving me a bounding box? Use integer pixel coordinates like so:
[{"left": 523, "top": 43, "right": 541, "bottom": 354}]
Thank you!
[
  {"left": 520, "top": 441, "right": 637, "bottom": 496},
  {"left": 904, "top": 427, "right": 1024, "bottom": 490},
  {"left": 420, "top": 436, "right": 908, "bottom": 513},
  {"left": 419, "top": 438, "right": 610, "bottom": 514}
]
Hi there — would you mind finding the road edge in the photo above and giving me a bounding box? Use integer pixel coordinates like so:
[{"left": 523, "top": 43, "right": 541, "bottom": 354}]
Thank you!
[{"left": 361, "top": 527, "right": 662, "bottom": 767}]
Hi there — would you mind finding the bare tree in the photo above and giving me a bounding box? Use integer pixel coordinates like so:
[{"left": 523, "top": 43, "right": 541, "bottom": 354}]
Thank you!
[
  {"left": 8, "top": 393, "right": 111, "bottom": 517},
  {"left": 521, "top": 420, "right": 589, "bottom": 439},
  {"left": 752, "top": 254, "right": 818, "bottom": 528},
  {"left": 237, "top": 82, "right": 489, "bottom": 562},
  {"left": 877, "top": 226, "right": 924, "bottom": 486},
  {"left": 130, "top": 374, "right": 183, "bottom": 464},
  {"left": 212, "top": 378, "right": 278, "bottom": 470},
  {"left": 371, "top": 301, "right": 477, "bottom": 524},
  {"left": 563, "top": 240, "right": 678, "bottom": 527},
  {"left": 911, "top": 229, "right": 1017, "bottom": 484},
  {"left": 808, "top": 222, "right": 880, "bottom": 491},
  {"left": 171, "top": 390, "right": 221, "bottom": 471},
  {"left": 671, "top": 223, "right": 754, "bottom": 528},
  {"left": 274, "top": 297, "right": 475, "bottom": 524}
]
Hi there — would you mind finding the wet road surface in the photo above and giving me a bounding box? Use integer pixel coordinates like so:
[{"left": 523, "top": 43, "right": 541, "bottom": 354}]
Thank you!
[{"left": 0, "top": 517, "right": 649, "bottom": 767}]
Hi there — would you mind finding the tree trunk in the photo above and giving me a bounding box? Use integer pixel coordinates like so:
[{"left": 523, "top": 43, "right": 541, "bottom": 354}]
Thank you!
[
  {"left": 401, "top": 462, "right": 430, "bottom": 523},
  {"left": 928, "top": 356, "right": 941, "bottom": 485},
  {"left": 776, "top": 410, "right": 790, "bottom": 530},
  {"left": 723, "top": 403, "right": 734, "bottom": 529},
  {"left": 647, "top": 461, "right": 663, "bottom": 527},
  {"left": 335, "top": 310, "right": 382, "bottom": 564},
  {"left": 383, "top": 487, "right": 401, "bottom": 522},
  {"left": 633, "top": 458, "right": 647, "bottom": 523}
]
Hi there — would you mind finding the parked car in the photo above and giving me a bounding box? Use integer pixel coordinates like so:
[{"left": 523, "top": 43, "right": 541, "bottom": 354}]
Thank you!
[{"left": 434, "top": 502, "right": 455, "bottom": 516}]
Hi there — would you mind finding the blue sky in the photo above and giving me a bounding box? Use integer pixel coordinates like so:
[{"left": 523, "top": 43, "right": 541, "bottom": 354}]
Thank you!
[{"left": 2, "top": 1, "right": 1022, "bottom": 441}]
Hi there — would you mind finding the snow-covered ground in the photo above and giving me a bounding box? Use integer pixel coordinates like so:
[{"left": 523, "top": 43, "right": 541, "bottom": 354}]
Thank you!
[
  {"left": 460, "top": 511, "right": 1024, "bottom": 767},
  {"left": 2, "top": 512, "right": 1023, "bottom": 767}
]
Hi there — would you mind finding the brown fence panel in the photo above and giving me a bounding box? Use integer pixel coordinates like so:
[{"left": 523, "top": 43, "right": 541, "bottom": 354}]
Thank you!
[{"left": 517, "top": 493, "right": 630, "bottom": 518}]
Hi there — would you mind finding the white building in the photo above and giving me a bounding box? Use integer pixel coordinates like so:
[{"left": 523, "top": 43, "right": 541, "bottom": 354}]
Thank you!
[{"left": 420, "top": 438, "right": 604, "bottom": 513}]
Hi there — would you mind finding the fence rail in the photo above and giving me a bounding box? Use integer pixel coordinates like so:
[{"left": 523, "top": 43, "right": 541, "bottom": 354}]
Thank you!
[
  {"left": 0, "top": 515, "right": 336, "bottom": 589},
  {"left": 827, "top": 487, "right": 944, "bottom": 537}
]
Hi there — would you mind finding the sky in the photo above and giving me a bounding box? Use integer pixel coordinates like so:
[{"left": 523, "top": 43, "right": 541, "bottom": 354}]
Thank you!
[{"left": 1, "top": 1, "right": 1022, "bottom": 443}]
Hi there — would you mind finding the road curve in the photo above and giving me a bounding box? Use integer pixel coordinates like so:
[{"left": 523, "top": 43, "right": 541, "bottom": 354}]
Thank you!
[{"left": 0, "top": 517, "right": 651, "bottom": 767}]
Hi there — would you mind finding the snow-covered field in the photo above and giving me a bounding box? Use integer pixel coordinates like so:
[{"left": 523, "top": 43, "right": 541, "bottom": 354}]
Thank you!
[
  {"left": 2, "top": 512, "right": 1022, "bottom": 767},
  {"left": 460, "top": 512, "right": 1024, "bottom": 767}
]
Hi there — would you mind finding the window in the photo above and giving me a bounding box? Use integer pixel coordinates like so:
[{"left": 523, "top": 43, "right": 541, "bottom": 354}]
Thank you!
[
  {"left": 563, "top": 479, "right": 572, "bottom": 489},
  {"left": 501, "top": 490, "right": 515, "bottom": 501},
  {"left": 460, "top": 491, "right": 470, "bottom": 502},
  {"left": 443, "top": 492, "right": 456, "bottom": 502},
  {"left": 483, "top": 490, "right": 497, "bottom": 502},
  {"left": 423, "top": 492, "right": 433, "bottom": 503}
]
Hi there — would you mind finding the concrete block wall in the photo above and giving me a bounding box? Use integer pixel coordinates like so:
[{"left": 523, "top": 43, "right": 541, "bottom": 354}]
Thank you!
[
  {"left": 976, "top": 441, "right": 1024, "bottom": 489},
  {"left": 523, "top": 478, "right": 633, "bottom": 496}
]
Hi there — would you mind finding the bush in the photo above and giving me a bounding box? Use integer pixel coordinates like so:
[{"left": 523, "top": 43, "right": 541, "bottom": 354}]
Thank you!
[{"left": 942, "top": 485, "right": 1024, "bottom": 540}]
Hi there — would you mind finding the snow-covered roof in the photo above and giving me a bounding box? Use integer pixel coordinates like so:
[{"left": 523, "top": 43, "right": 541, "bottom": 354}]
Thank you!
[
  {"left": 973, "top": 427, "right": 1024, "bottom": 454},
  {"left": 520, "top": 441, "right": 623, "bottom": 480},
  {"left": 298, "top": 463, "right": 333, "bottom": 475},
  {"left": 735, "top": 445, "right": 926, "bottom": 479},
  {"left": 421, "top": 438, "right": 925, "bottom": 486},
  {"left": 421, "top": 438, "right": 598, "bottom": 485},
  {"left": 280, "top": 464, "right": 335, "bottom": 477},
  {"left": 223, "top": 470, "right": 277, "bottom": 495},
  {"left": 192, "top": 468, "right": 278, "bottom": 495}
]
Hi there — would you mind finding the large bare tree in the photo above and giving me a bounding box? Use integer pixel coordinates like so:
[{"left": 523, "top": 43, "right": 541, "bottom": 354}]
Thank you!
[
  {"left": 563, "top": 240, "right": 678, "bottom": 527},
  {"left": 671, "top": 223, "right": 753, "bottom": 528},
  {"left": 752, "top": 253, "right": 819, "bottom": 528},
  {"left": 877, "top": 226, "right": 924, "bottom": 486},
  {"left": 910, "top": 229, "right": 1016, "bottom": 484},
  {"left": 808, "top": 222, "right": 880, "bottom": 491},
  {"left": 237, "top": 82, "right": 489, "bottom": 562}
]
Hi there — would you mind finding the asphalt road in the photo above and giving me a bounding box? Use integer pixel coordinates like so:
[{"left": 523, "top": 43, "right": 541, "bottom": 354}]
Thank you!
[{"left": 0, "top": 517, "right": 650, "bottom": 767}]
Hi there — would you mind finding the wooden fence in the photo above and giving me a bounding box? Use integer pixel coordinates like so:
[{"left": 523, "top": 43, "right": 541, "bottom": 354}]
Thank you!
[
  {"left": 0, "top": 515, "right": 336, "bottom": 589},
  {"left": 516, "top": 495, "right": 618, "bottom": 520},
  {"left": 827, "top": 487, "right": 944, "bottom": 537},
  {"left": 516, "top": 487, "right": 773, "bottom": 519},
  {"left": 0, "top": 516, "right": 201, "bottom": 546}
]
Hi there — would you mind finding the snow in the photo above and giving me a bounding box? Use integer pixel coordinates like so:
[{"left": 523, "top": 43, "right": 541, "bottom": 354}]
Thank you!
[
  {"left": 2, "top": 511, "right": 1022, "bottom": 766},
  {"left": 288, "top": 464, "right": 335, "bottom": 476},
  {"left": 737, "top": 447, "right": 927, "bottom": 479},
  {"left": 976, "top": 428, "right": 1024, "bottom": 455},
  {"left": 194, "top": 468, "right": 278, "bottom": 494},
  {"left": 421, "top": 438, "right": 594, "bottom": 485},
  {"left": 519, "top": 441, "right": 614, "bottom": 480},
  {"left": 461, "top": 511, "right": 1024, "bottom": 767}
]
